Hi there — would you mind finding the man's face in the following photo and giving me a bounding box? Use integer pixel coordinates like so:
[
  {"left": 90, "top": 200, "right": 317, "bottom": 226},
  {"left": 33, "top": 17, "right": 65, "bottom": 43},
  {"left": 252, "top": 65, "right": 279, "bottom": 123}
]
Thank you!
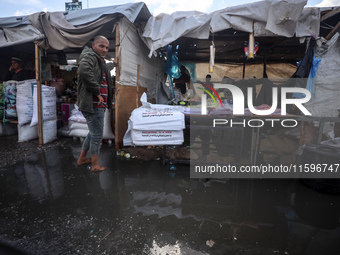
[
  {"left": 11, "top": 60, "right": 21, "bottom": 71},
  {"left": 92, "top": 38, "right": 109, "bottom": 59}
]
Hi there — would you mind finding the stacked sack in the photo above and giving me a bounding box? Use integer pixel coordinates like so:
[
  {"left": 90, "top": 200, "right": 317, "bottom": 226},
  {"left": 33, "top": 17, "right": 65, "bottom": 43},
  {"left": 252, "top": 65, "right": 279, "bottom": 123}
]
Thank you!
[
  {"left": 16, "top": 79, "right": 37, "bottom": 142},
  {"left": 68, "top": 105, "right": 89, "bottom": 138},
  {"left": 124, "top": 93, "right": 185, "bottom": 146},
  {"left": 0, "top": 81, "right": 18, "bottom": 136},
  {"left": 16, "top": 81, "right": 57, "bottom": 144},
  {"left": 3, "top": 80, "right": 17, "bottom": 123},
  {"left": 68, "top": 105, "right": 115, "bottom": 140}
]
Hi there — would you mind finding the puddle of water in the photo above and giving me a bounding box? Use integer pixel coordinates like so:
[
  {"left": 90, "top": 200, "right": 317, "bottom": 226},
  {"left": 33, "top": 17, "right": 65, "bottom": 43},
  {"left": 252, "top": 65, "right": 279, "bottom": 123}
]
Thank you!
[{"left": 0, "top": 142, "right": 340, "bottom": 254}]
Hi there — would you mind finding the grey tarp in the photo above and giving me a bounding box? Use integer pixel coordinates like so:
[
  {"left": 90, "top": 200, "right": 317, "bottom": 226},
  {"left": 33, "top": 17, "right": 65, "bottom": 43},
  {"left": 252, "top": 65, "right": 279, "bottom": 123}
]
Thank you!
[
  {"left": 28, "top": 2, "right": 150, "bottom": 50},
  {"left": 0, "top": 15, "right": 44, "bottom": 48},
  {"left": 0, "top": 2, "right": 150, "bottom": 50},
  {"left": 143, "top": 0, "right": 320, "bottom": 56},
  {"left": 28, "top": 12, "right": 113, "bottom": 50}
]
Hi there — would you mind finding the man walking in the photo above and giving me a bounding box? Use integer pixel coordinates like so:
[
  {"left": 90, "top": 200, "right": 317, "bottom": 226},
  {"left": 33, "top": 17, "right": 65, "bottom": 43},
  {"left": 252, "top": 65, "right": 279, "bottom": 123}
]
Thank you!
[{"left": 76, "top": 35, "right": 113, "bottom": 171}]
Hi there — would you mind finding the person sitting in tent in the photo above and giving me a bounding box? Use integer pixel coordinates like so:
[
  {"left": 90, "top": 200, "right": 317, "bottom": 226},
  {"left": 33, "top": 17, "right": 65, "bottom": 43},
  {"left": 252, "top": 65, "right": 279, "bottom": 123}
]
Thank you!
[{"left": 3, "top": 57, "right": 29, "bottom": 81}]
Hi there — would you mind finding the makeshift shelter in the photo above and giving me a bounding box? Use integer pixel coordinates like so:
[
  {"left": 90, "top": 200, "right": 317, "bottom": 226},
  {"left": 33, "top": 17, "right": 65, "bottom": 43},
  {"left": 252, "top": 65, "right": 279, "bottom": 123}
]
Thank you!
[
  {"left": 139, "top": 0, "right": 340, "bottom": 164},
  {"left": 143, "top": 0, "right": 322, "bottom": 79},
  {"left": 142, "top": 0, "right": 340, "bottom": 121},
  {"left": 1, "top": 0, "right": 339, "bottom": 154},
  {"left": 0, "top": 2, "right": 165, "bottom": 148}
]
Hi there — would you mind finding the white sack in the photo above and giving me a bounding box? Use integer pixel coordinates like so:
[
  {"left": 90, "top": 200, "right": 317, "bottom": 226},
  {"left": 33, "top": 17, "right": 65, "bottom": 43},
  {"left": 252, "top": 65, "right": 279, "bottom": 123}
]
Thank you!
[
  {"left": 42, "top": 119, "right": 57, "bottom": 144},
  {"left": 68, "top": 120, "right": 75, "bottom": 129},
  {"left": 70, "top": 122, "right": 88, "bottom": 130},
  {"left": 69, "top": 128, "right": 89, "bottom": 138},
  {"left": 131, "top": 130, "right": 183, "bottom": 146},
  {"left": 31, "top": 85, "right": 57, "bottom": 127},
  {"left": 103, "top": 109, "right": 115, "bottom": 140},
  {"left": 123, "top": 120, "right": 132, "bottom": 146},
  {"left": 130, "top": 107, "right": 185, "bottom": 131},
  {"left": 18, "top": 123, "right": 38, "bottom": 142},
  {"left": 16, "top": 79, "right": 36, "bottom": 126},
  {"left": 140, "top": 92, "right": 184, "bottom": 112},
  {"left": 68, "top": 104, "right": 86, "bottom": 123}
]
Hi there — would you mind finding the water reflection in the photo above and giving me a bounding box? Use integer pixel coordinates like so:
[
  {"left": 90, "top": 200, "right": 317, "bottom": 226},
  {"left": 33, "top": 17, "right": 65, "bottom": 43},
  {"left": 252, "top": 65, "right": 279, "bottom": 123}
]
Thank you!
[
  {"left": 23, "top": 149, "right": 64, "bottom": 201},
  {"left": 1, "top": 142, "right": 340, "bottom": 254}
]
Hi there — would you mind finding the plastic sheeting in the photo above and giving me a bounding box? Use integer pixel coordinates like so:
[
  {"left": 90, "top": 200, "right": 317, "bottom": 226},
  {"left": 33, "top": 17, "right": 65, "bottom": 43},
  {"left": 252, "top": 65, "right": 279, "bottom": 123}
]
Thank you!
[
  {"left": 305, "top": 33, "right": 340, "bottom": 118},
  {"left": 143, "top": 0, "right": 320, "bottom": 56},
  {"left": 29, "top": 2, "right": 150, "bottom": 50},
  {"left": 0, "top": 26, "right": 43, "bottom": 48},
  {"left": 118, "top": 17, "right": 165, "bottom": 99},
  {"left": 28, "top": 12, "right": 107, "bottom": 50},
  {"left": 0, "top": 2, "right": 150, "bottom": 49},
  {"left": 64, "top": 2, "right": 150, "bottom": 26},
  {"left": 304, "top": 33, "right": 340, "bottom": 138}
]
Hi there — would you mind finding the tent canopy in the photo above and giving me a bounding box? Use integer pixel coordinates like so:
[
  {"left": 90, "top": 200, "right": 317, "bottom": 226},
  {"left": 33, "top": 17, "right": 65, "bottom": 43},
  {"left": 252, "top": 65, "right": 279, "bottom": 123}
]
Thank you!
[
  {"left": 142, "top": 0, "right": 321, "bottom": 62},
  {"left": 0, "top": 2, "right": 150, "bottom": 50}
]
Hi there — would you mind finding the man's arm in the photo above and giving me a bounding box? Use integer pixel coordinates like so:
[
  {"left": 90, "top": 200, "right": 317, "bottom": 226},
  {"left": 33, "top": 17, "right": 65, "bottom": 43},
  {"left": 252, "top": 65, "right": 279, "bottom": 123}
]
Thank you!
[
  {"left": 3, "top": 70, "right": 13, "bottom": 81},
  {"left": 78, "top": 56, "right": 101, "bottom": 96}
]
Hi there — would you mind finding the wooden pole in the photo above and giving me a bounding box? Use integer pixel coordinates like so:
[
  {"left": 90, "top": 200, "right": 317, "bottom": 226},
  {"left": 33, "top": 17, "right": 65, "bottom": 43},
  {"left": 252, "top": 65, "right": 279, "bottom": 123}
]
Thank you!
[
  {"left": 35, "top": 43, "right": 43, "bottom": 145},
  {"left": 321, "top": 7, "right": 340, "bottom": 22},
  {"left": 136, "top": 64, "right": 140, "bottom": 108},
  {"left": 248, "top": 32, "right": 254, "bottom": 59},
  {"left": 325, "top": 21, "right": 340, "bottom": 41},
  {"left": 114, "top": 23, "right": 120, "bottom": 150},
  {"left": 242, "top": 61, "right": 246, "bottom": 79}
]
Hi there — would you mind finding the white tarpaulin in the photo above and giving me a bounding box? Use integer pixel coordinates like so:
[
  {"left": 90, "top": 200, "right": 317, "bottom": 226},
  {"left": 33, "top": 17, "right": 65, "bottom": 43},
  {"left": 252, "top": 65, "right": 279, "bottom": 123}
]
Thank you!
[
  {"left": 304, "top": 33, "right": 340, "bottom": 137},
  {"left": 118, "top": 17, "right": 165, "bottom": 99},
  {"left": 305, "top": 33, "right": 340, "bottom": 117},
  {"left": 143, "top": 0, "right": 320, "bottom": 56}
]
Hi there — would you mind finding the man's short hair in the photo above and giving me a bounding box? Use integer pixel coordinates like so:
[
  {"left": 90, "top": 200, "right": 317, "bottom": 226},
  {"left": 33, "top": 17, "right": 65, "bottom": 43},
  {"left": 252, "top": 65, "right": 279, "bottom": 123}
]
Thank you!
[{"left": 93, "top": 35, "right": 108, "bottom": 43}]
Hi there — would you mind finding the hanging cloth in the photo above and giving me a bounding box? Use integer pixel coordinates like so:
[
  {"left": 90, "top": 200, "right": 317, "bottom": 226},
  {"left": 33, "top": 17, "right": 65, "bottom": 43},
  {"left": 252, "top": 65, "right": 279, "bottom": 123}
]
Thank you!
[
  {"left": 165, "top": 45, "right": 181, "bottom": 98},
  {"left": 292, "top": 37, "right": 316, "bottom": 79},
  {"left": 293, "top": 54, "right": 321, "bottom": 98}
]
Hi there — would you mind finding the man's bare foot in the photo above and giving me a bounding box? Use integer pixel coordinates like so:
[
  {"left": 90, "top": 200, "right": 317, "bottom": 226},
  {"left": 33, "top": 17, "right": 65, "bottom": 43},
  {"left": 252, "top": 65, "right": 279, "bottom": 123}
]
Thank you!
[
  {"left": 77, "top": 158, "right": 91, "bottom": 165},
  {"left": 91, "top": 165, "right": 107, "bottom": 172}
]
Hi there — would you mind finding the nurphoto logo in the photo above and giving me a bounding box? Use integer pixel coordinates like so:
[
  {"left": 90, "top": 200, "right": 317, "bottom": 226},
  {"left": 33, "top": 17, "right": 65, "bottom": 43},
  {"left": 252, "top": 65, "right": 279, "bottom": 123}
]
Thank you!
[{"left": 199, "top": 83, "right": 312, "bottom": 128}]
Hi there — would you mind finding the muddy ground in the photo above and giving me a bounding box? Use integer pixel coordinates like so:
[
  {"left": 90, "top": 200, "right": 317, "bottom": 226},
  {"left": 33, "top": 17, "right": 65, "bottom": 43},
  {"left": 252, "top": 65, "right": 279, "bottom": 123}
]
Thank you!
[{"left": 0, "top": 135, "right": 72, "bottom": 169}]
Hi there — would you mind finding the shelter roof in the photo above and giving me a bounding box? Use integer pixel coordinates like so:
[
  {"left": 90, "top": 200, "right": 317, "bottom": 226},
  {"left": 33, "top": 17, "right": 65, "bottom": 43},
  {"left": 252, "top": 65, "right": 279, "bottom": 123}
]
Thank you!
[{"left": 0, "top": 2, "right": 150, "bottom": 49}]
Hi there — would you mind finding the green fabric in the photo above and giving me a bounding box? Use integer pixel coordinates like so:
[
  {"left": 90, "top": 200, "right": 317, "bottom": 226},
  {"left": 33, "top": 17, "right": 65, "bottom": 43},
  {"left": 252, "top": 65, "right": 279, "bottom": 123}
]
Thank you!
[{"left": 77, "top": 46, "right": 112, "bottom": 114}]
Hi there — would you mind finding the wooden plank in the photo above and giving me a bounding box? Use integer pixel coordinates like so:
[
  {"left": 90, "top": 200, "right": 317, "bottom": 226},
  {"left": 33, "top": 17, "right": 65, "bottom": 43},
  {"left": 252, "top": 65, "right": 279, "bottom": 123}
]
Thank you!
[
  {"left": 115, "top": 23, "right": 120, "bottom": 150},
  {"left": 115, "top": 85, "right": 147, "bottom": 149},
  {"left": 325, "top": 21, "right": 340, "bottom": 40},
  {"left": 35, "top": 43, "right": 43, "bottom": 146},
  {"left": 321, "top": 7, "right": 340, "bottom": 22},
  {"left": 136, "top": 64, "right": 140, "bottom": 108}
]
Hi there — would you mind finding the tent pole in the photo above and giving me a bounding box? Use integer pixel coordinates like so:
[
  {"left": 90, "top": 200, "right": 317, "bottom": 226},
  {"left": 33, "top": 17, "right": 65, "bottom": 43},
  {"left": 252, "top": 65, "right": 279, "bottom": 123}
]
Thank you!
[
  {"left": 35, "top": 43, "right": 43, "bottom": 145},
  {"left": 115, "top": 23, "right": 121, "bottom": 150},
  {"left": 242, "top": 61, "right": 246, "bottom": 79},
  {"left": 325, "top": 21, "right": 340, "bottom": 41},
  {"left": 136, "top": 64, "right": 140, "bottom": 108}
]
